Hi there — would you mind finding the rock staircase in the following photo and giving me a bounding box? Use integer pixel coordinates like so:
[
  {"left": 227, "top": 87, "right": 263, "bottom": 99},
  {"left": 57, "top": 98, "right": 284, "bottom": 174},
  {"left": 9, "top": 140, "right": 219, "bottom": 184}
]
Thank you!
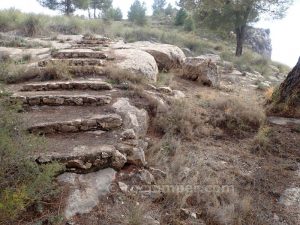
[
  {"left": 10, "top": 75, "right": 151, "bottom": 171},
  {"left": 7, "top": 35, "right": 184, "bottom": 221}
]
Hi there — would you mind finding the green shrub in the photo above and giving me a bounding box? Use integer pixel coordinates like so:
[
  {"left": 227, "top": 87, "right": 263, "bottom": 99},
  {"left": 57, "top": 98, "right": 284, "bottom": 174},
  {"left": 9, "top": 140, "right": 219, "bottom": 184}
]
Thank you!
[
  {"left": 175, "top": 8, "right": 188, "bottom": 26},
  {"left": 0, "top": 8, "right": 23, "bottom": 31},
  {"left": 0, "top": 97, "right": 62, "bottom": 223},
  {"left": 128, "top": 0, "right": 147, "bottom": 26},
  {"left": 183, "top": 15, "right": 195, "bottom": 32}
]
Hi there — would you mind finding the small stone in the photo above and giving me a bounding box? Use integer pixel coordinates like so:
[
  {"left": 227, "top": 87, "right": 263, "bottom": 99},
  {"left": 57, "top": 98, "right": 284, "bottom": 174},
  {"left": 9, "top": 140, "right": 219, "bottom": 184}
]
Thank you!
[
  {"left": 112, "top": 150, "right": 127, "bottom": 170},
  {"left": 66, "top": 160, "right": 86, "bottom": 170},
  {"left": 149, "top": 167, "right": 167, "bottom": 180},
  {"left": 118, "top": 182, "right": 128, "bottom": 193},
  {"left": 121, "top": 129, "right": 137, "bottom": 140},
  {"left": 157, "top": 86, "right": 173, "bottom": 94}
]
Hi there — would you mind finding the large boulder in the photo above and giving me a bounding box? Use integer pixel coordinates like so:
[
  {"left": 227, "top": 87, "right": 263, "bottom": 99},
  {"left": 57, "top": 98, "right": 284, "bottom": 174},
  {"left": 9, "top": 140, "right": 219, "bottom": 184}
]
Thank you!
[
  {"left": 268, "top": 57, "right": 300, "bottom": 118},
  {"left": 125, "top": 41, "right": 186, "bottom": 71},
  {"left": 113, "top": 49, "right": 159, "bottom": 82},
  {"left": 57, "top": 168, "right": 116, "bottom": 219},
  {"left": 112, "top": 98, "right": 149, "bottom": 137},
  {"left": 182, "top": 56, "right": 220, "bottom": 87}
]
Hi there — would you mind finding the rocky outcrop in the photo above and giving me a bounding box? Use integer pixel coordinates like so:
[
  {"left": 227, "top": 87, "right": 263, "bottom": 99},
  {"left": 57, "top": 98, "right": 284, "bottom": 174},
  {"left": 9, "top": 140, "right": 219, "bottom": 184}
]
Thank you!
[
  {"left": 113, "top": 49, "right": 159, "bottom": 82},
  {"left": 57, "top": 168, "right": 116, "bottom": 219},
  {"left": 268, "top": 57, "right": 300, "bottom": 118},
  {"left": 182, "top": 57, "right": 220, "bottom": 87},
  {"left": 123, "top": 41, "right": 186, "bottom": 71},
  {"left": 245, "top": 27, "right": 272, "bottom": 58},
  {"left": 112, "top": 98, "right": 149, "bottom": 137}
]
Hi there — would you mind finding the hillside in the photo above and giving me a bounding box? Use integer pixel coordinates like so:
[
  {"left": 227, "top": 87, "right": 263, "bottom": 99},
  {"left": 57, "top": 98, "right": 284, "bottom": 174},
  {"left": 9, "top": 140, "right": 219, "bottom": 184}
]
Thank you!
[{"left": 0, "top": 10, "right": 299, "bottom": 225}]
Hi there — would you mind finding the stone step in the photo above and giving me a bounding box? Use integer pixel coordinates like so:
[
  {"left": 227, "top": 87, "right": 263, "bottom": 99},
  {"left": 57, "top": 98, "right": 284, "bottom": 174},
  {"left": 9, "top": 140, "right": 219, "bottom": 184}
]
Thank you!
[
  {"left": 38, "top": 58, "right": 105, "bottom": 67},
  {"left": 28, "top": 113, "right": 122, "bottom": 134},
  {"left": 67, "top": 66, "right": 106, "bottom": 76},
  {"left": 12, "top": 93, "right": 112, "bottom": 106},
  {"left": 268, "top": 116, "right": 300, "bottom": 126},
  {"left": 20, "top": 80, "right": 113, "bottom": 92},
  {"left": 52, "top": 49, "right": 107, "bottom": 59},
  {"left": 36, "top": 145, "right": 126, "bottom": 173}
]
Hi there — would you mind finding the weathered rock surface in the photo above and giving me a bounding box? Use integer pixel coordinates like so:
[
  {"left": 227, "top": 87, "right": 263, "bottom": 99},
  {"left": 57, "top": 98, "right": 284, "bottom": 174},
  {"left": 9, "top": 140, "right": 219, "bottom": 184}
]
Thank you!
[
  {"left": 38, "top": 58, "right": 105, "bottom": 67},
  {"left": 280, "top": 187, "right": 300, "bottom": 207},
  {"left": 268, "top": 57, "right": 300, "bottom": 118},
  {"left": 52, "top": 49, "right": 107, "bottom": 59},
  {"left": 268, "top": 117, "right": 300, "bottom": 126},
  {"left": 37, "top": 145, "right": 126, "bottom": 172},
  {"left": 57, "top": 168, "right": 116, "bottom": 219},
  {"left": 113, "top": 49, "right": 159, "bottom": 82},
  {"left": 245, "top": 27, "right": 272, "bottom": 58},
  {"left": 112, "top": 98, "right": 149, "bottom": 137},
  {"left": 76, "top": 36, "right": 112, "bottom": 46},
  {"left": 117, "top": 139, "right": 148, "bottom": 166},
  {"left": 28, "top": 114, "right": 122, "bottom": 134},
  {"left": 182, "top": 57, "right": 220, "bottom": 87},
  {"left": 124, "top": 41, "right": 186, "bottom": 71},
  {"left": 13, "top": 94, "right": 112, "bottom": 106},
  {"left": 20, "top": 80, "right": 112, "bottom": 92}
]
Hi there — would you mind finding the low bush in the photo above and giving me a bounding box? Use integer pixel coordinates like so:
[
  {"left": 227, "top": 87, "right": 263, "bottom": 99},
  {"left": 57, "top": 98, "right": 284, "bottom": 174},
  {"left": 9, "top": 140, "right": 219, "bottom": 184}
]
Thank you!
[{"left": 0, "top": 96, "right": 62, "bottom": 223}]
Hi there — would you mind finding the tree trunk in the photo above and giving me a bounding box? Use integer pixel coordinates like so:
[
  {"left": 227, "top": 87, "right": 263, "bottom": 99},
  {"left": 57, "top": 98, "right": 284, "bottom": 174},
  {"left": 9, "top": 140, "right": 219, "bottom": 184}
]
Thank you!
[
  {"left": 93, "top": 1, "right": 97, "bottom": 19},
  {"left": 65, "top": 0, "right": 71, "bottom": 16},
  {"left": 235, "top": 25, "right": 246, "bottom": 56},
  {"left": 88, "top": 8, "right": 91, "bottom": 19},
  {"left": 269, "top": 57, "right": 300, "bottom": 118}
]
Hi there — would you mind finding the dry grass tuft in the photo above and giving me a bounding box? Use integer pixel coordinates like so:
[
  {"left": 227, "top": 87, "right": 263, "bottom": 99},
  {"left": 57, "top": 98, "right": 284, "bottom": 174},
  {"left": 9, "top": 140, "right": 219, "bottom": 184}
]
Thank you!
[
  {"left": 252, "top": 126, "right": 272, "bottom": 155},
  {"left": 105, "top": 66, "right": 147, "bottom": 85},
  {"left": 40, "top": 61, "right": 72, "bottom": 81},
  {"left": 264, "top": 86, "right": 275, "bottom": 102},
  {"left": 210, "top": 97, "right": 265, "bottom": 137},
  {"left": 153, "top": 99, "right": 211, "bottom": 140}
]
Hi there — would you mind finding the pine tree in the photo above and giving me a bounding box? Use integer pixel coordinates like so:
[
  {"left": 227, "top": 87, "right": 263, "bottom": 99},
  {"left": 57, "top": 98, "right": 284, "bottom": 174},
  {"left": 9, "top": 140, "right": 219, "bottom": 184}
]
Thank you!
[
  {"left": 128, "top": 0, "right": 147, "bottom": 26},
  {"left": 152, "top": 0, "right": 166, "bottom": 16},
  {"left": 38, "top": 0, "right": 87, "bottom": 15}
]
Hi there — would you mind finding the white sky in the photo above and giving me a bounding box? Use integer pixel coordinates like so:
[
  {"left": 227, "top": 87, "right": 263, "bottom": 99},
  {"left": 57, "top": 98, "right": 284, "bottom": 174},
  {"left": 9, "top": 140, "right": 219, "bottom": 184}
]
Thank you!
[{"left": 0, "top": 0, "right": 299, "bottom": 67}]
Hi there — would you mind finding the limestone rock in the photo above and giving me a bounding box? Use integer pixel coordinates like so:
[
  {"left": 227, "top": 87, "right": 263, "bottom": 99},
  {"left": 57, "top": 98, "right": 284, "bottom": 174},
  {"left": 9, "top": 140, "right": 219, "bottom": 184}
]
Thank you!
[
  {"left": 121, "top": 129, "right": 137, "bottom": 140},
  {"left": 36, "top": 145, "right": 126, "bottom": 172},
  {"left": 13, "top": 94, "right": 112, "bottom": 106},
  {"left": 57, "top": 168, "right": 116, "bottom": 219},
  {"left": 182, "top": 56, "right": 220, "bottom": 87},
  {"left": 113, "top": 49, "right": 158, "bottom": 82},
  {"left": 52, "top": 49, "right": 107, "bottom": 59},
  {"left": 113, "top": 98, "right": 149, "bottom": 137},
  {"left": 125, "top": 41, "right": 186, "bottom": 71},
  {"left": 280, "top": 188, "right": 300, "bottom": 207},
  {"left": 144, "top": 215, "right": 160, "bottom": 225},
  {"left": 28, "top": 114, "right": 122, "bottom": 134},
  {"left": 117, "top": 140, "right": 148, "bottom": 167}
]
